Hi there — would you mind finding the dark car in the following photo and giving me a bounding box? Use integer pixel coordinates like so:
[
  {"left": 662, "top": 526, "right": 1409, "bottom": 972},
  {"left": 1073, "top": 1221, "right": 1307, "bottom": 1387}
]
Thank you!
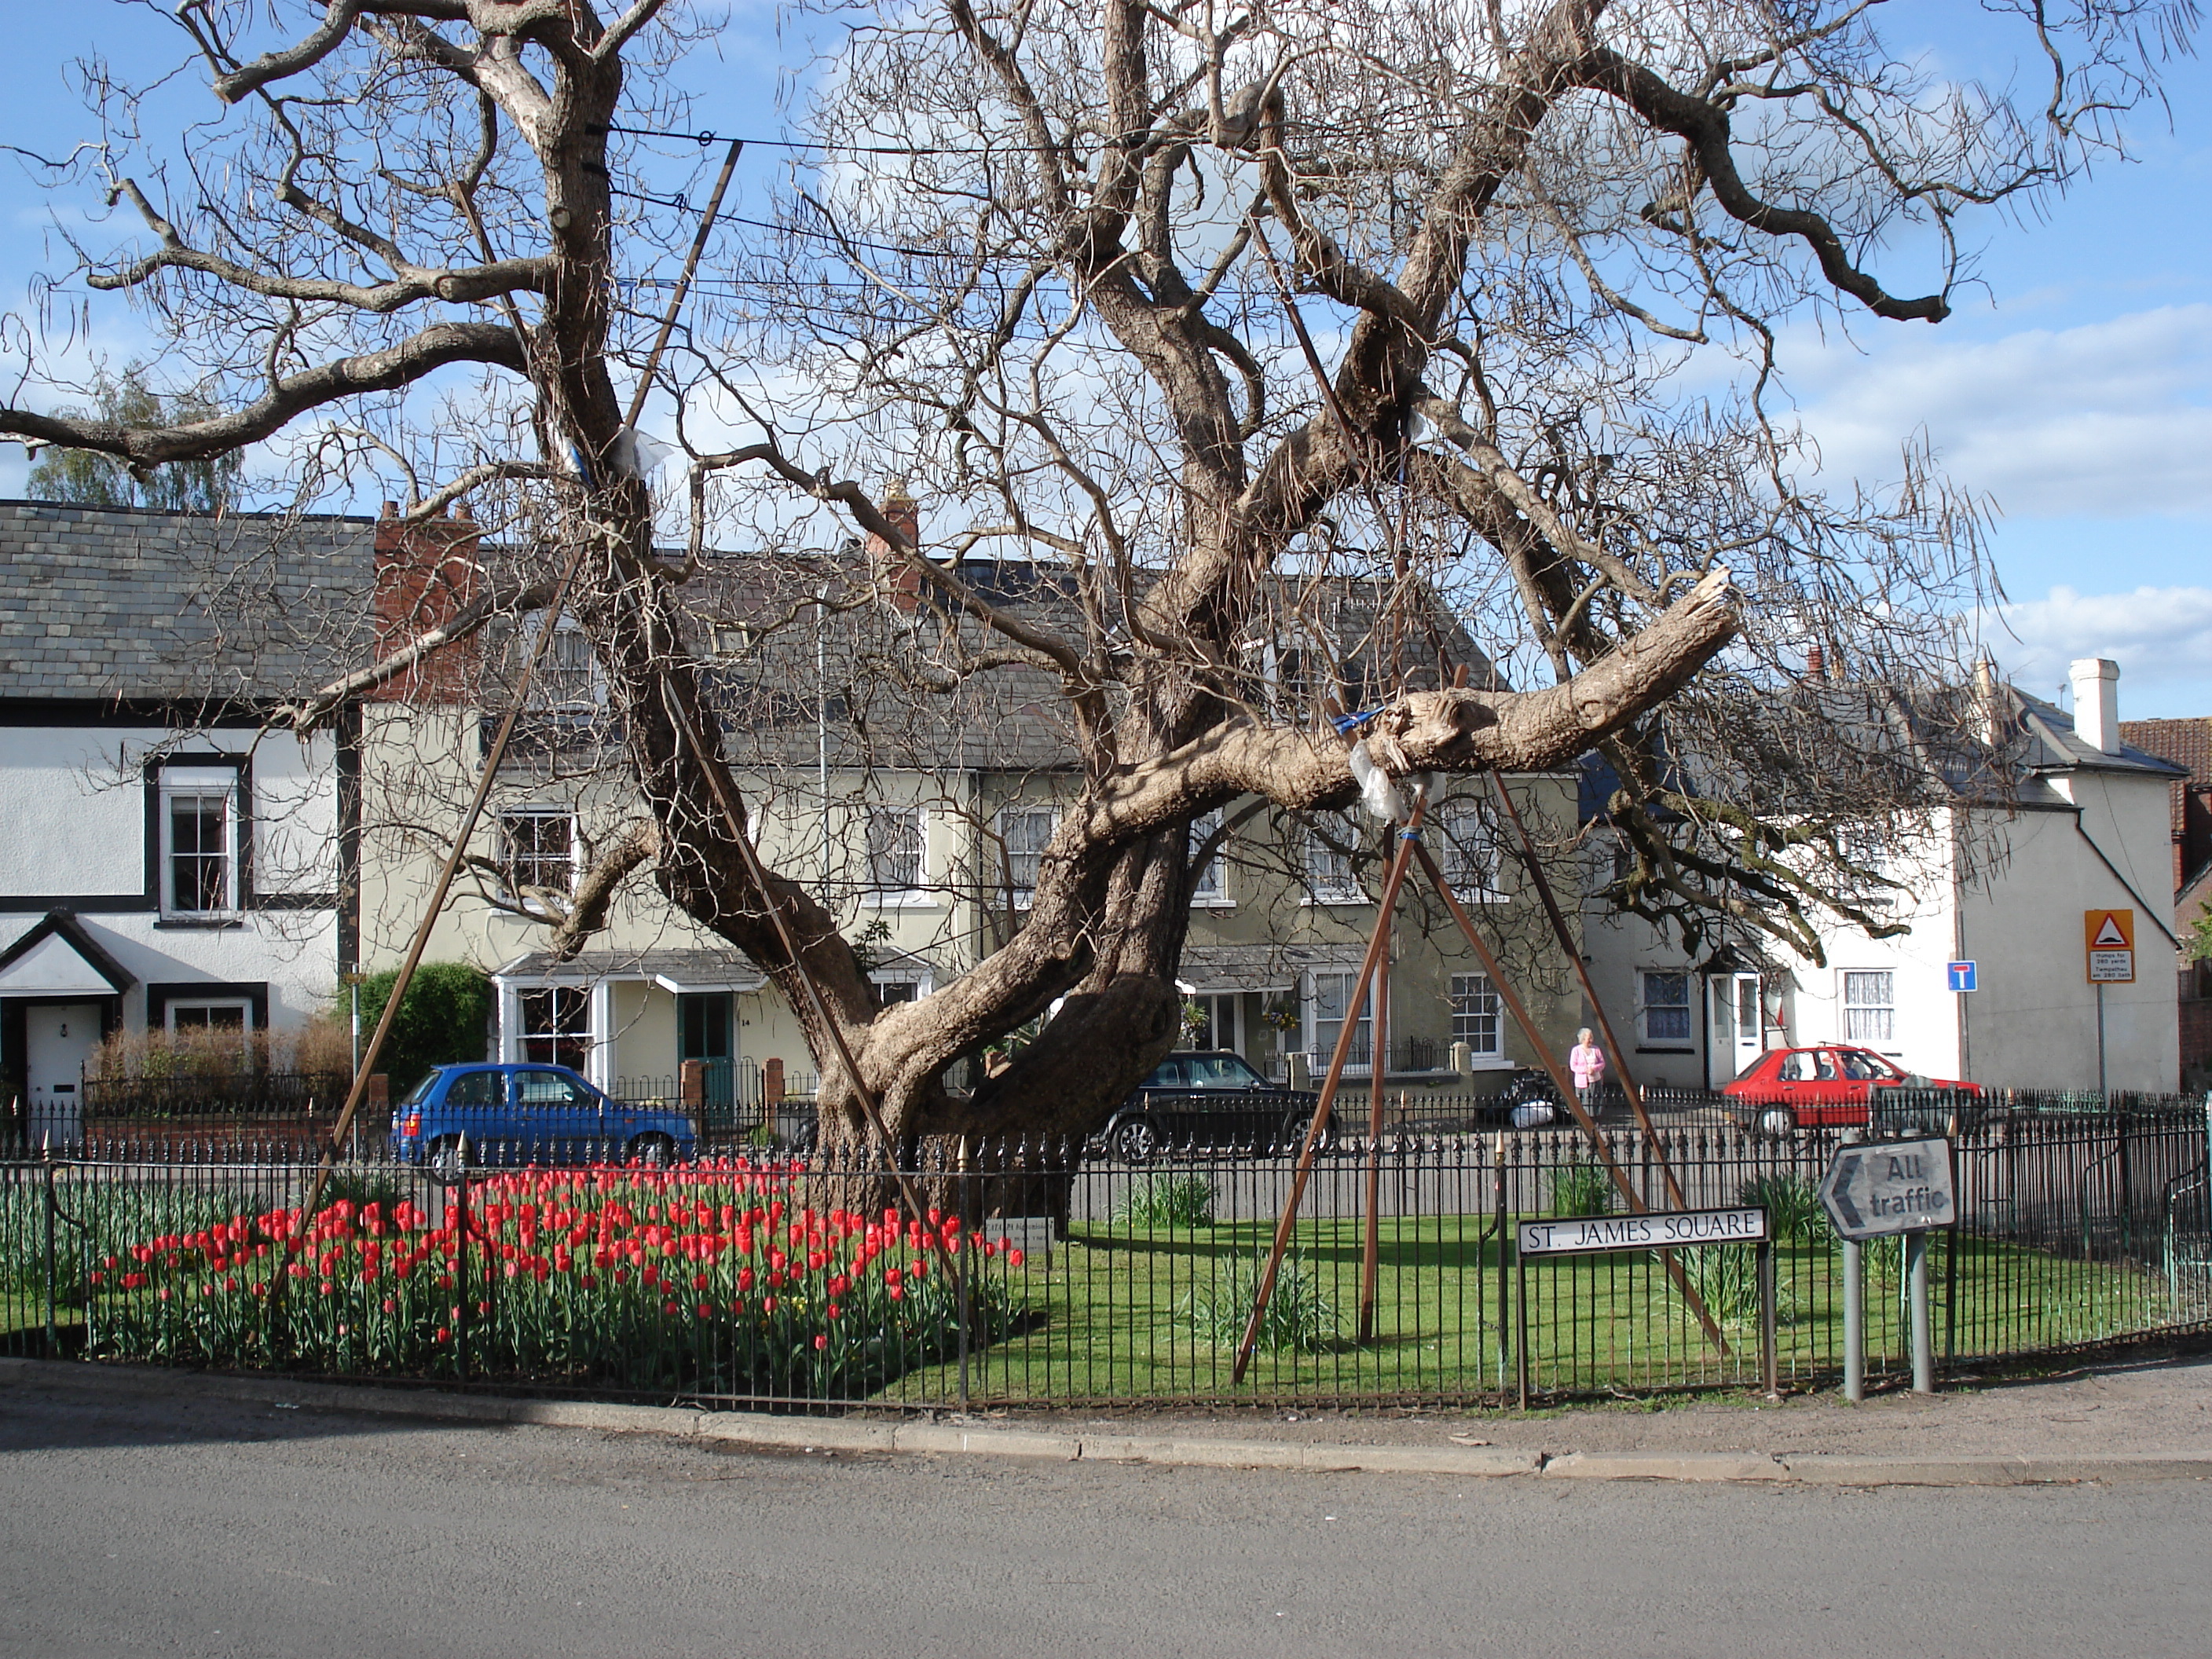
[
  {"left": 1100, "top": 1050, "right": 1331, "bottom": 1161},
  {"left": 1722, "top": 1045, "right": 1983, "bottom": 1135},
  {"left": 388, "top": 1063, "right": 699, "bottom": 1181}
]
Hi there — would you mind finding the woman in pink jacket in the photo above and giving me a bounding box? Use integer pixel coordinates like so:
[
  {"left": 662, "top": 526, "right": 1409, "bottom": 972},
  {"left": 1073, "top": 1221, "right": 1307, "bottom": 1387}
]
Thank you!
[{"left": 1569, "top": 1028, "right": 1606, "bottom": 1115}]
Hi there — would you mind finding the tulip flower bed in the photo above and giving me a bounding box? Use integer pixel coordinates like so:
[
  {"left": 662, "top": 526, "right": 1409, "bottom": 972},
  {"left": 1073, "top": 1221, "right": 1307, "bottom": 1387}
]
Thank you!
[{"left": 83, "top": 1159, "right": 1027, "bottom": 1401}]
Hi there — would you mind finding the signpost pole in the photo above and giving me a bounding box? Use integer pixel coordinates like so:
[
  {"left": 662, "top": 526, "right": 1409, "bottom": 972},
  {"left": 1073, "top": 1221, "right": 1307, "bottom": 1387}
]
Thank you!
[
  {"left": 2096, "top": 983, "right": 2108, "bottom": 1099},
  {"left": 1514, "top": 1241, "right": 1529, "bottom": 1411},
  {"left": 1757, "top": 1238, "right": 1779, "bottom": 1399},
  {"left": 1841, "top": 1235, "right": 1865, "bottom": 1404},
  {"left": 1906, "top": 1229, "right": 1935, "bottom": 1393}
]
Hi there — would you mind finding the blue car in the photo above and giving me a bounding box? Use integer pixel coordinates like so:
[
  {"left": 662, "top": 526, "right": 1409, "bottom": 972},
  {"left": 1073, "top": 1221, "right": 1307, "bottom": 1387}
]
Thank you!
[{"left": 389, "top": 1063, "right": 698, "bottom": 1181}]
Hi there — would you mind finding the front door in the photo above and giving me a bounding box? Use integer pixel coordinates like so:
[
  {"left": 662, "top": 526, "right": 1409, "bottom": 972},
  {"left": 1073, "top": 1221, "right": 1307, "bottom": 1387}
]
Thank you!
[
  {"left": 25, "top": 1003, "right": 99, "bottom": 1151},
  {"left": 1707, "top": 973, "right": 1765, "bottom": 1090}
]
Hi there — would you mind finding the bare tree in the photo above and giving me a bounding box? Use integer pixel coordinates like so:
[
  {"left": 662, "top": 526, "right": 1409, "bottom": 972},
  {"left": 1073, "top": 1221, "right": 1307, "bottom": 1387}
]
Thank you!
[{"left": 0, "top": 0, "right": 2181, "bottom": 1152}]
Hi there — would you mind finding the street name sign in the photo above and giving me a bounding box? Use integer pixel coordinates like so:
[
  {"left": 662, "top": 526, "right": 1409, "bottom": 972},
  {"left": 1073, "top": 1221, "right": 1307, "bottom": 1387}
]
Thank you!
[
  {"left": 1946, "top": 960, "right": 1977, "bottom": 993},
  {"left": 2085, "top": 908, "right": 2134, "bottom": 984},
  {"left": 1517, "top": 1207, "right": 1768, "bottom": 1257},
  {"left": 1818, "top": 1137, "right": 1954, "bottom": 1241}
]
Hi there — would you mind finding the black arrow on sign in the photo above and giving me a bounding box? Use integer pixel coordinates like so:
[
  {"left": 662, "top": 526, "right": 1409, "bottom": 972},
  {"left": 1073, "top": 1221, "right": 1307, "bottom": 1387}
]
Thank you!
[{"left": 1820, "top": 1149, "right": 1867, "bottom": 1234}]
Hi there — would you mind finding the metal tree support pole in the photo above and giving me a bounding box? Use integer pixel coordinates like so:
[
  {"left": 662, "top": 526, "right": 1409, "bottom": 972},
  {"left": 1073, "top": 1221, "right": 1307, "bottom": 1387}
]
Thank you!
[
  {"left": 1234, "top": 804, "right": 1427, "bottom": 1384},
  {"left": 1842, "top": 1235, "right": 1866, "bottom": 1402},
  {"left": 1486, "top": 773, "right": 1688, "bottom": 1210},
  {"left": 298, "top": 146, "right": 747, "bottom": 1229},
  {"left": 1906, "top": 1229, "right": 1935, "bottom": 1394},
  {"left": 1405, "top": 840, "right": 1729, "bottom": 1354},
  {"left": 662, "top": 684, "right": 958, "bottom": 1282}
]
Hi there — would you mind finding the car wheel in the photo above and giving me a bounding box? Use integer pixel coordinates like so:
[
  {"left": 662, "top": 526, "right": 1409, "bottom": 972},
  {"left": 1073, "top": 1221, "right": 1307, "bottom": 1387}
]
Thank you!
[
  {"left": 427, "top": 1135, "right": 471, "bottom": 1185},
  {"left": 1113, "top": 1119, "right": 1159, "bottom": 1163},
  {"left": 1755, "top": 1106, "right": 1797, "bottom": 1137},
  {"left": 627, "top": 1133, "right": 678, "bottom": 1169}
]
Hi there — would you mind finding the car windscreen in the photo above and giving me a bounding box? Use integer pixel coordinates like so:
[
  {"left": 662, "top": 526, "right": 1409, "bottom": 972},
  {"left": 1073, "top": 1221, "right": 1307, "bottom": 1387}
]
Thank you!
[
  {"left": 397, "top": 1070, "right": 442, "bottom": 1108},
  {"left": 1183, "top": 1053, "right": 1263, "bottom": 1088}
]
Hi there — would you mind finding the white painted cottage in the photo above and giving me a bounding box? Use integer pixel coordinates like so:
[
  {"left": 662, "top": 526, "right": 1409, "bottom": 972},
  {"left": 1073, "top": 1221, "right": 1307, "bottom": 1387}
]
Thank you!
[
  {"left": 0, "top": 501, "right": 372, "bottom": 1147},
  {"left": 1582, "top": 657, "right": 2185, "bottom": 1097}
]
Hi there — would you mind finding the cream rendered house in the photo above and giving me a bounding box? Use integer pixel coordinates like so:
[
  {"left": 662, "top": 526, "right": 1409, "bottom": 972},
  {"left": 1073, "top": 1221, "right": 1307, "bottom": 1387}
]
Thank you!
[{"left": 356, "top": 510, "right": 1587, "bottom": 1110}]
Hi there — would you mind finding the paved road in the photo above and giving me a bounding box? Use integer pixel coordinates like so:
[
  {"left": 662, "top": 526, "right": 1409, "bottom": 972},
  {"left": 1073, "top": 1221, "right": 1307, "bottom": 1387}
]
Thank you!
[{"left": 2, "top": 1382, "right": 2207, "bottom": 1658}]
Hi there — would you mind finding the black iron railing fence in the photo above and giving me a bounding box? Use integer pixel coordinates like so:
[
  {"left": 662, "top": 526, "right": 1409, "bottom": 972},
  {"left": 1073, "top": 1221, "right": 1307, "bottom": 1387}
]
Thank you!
[{"left": 4, "top": 1097, "right": 2205, "bottom": 1409}]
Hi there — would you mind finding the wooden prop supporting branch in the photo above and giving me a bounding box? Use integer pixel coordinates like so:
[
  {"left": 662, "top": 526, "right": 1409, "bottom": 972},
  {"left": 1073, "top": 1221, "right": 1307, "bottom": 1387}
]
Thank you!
[
  {"left": 297, "top": 146, "right": 748, "bottom": 1229},
  {"left": 1406, "top": 840, "right": 1729, "bottom": 1355},
  {"left": 302, "top": 533, "right": 595, "bottom": 1222},
  {"left": 1232, "top": 799, "right": 1429, "bottom": 1384},
  {"left": 660, "top": 683, "right": 959, "bottom": 1284},
  {"left": 1487, "top": 773, "right": 1690, "bottom": 1213}
]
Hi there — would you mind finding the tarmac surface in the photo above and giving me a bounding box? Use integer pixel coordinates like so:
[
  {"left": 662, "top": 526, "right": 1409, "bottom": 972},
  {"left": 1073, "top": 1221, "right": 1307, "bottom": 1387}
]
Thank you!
[{"left": 5, "top": 1359, "right": 2210, "bottom": 1657}]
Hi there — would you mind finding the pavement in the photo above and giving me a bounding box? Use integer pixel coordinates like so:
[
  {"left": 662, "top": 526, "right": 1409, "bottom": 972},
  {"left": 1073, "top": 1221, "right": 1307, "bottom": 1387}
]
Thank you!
[{"left": 6, "top": 1340, "right": 2211, "bottom": 1486}]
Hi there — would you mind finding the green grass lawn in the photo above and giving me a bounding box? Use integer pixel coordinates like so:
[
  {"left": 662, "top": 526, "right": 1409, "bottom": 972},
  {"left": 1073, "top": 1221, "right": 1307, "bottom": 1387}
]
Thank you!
[{"left": 884, "top": 1215, "right": 2177, "bottom": 1404}]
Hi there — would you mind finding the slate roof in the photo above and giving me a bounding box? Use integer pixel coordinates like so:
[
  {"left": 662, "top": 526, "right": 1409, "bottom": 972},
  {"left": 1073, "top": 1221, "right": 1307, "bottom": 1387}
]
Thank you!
[
  {"left": 1573, "top": 676, "right": 2185, "bottom": 830},
  {"left": 670, "top": 549, "right": 1501, "bottom": 777},
  {"left": 0, "top": 500, "right": 375, "bottom": 702}
]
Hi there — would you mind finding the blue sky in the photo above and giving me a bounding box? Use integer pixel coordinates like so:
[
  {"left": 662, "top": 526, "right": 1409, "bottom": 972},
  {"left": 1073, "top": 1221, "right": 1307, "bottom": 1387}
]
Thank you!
[{"left": 2, "top": 2, "right": 2206, "bottom": 717}]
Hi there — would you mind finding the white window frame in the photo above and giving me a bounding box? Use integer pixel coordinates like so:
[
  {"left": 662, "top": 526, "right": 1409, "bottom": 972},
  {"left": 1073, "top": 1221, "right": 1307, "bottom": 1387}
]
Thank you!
[
  {"left": 158, "top": 765, "right": 243, "bottom": 919},
  {"left": 1639, "top": 970, "right": 1694, "bottom": 1045},
  {"left": 164, "top": 998, "right": 252, "bottom": 1037},
  {"left": 1188, "top": 809, "right": 1230, "bottom": 906},
  {"left": 1441, "top": 804, "right": 1507, "bottom": 904},
  {"left": 1306, "top": 969, "right": 1375, "bottom": 1076},
  {"left": 512, "top": 983, "right": 594, "bottom": 1071},
  {"left": 866, "top": 804, "right": 933, "bottom": 906},
  {"left": 499, "top": 809, "right": 578, "bottom": 909},
  {"left": 1449, "top": 972, "right": 1503, "bottom": 1060},
  {"left": 994, "top": 806, "right": 1056, "bottom": 909},
  {"left": 526, "top": 614, "right": 606, "bottom": 716},
  {"left": 1841, "top": 969, "right": 1897, "bottom": 1047},
  {"left": 870, "top": 968, "right": 934, "bottom": 1007},
  {"left": 1304, "top": 813, "right": 1365, "bottom": 906}
]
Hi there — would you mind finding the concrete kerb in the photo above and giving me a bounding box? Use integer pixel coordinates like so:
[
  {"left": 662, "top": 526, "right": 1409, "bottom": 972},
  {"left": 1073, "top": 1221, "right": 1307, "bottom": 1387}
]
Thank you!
[{"left": 5, "top": 1358, "right": 2210, "bottom": 1485}]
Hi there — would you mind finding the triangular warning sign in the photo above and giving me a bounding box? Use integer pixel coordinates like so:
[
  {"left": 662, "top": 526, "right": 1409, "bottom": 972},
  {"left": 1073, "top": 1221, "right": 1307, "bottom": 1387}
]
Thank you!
[{"left": 2093, "top": 914, "right": 2128, "bottom": 947}]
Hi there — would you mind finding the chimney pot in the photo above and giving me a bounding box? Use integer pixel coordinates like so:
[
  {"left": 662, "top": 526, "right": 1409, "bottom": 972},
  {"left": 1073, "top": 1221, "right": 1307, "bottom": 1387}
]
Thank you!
[
  {"left": 2068, "top": 657, "right": 2121, "bottom": 755},
  {"left": 380, "top": 500, "right": 398, "bottom": 520}
]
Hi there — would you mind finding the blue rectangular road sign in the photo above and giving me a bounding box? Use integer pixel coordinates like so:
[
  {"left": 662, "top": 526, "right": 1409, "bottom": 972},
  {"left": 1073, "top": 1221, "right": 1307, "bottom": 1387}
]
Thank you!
[{"left": 1946, "top": 960, "right": 1977, "bottom": 993}]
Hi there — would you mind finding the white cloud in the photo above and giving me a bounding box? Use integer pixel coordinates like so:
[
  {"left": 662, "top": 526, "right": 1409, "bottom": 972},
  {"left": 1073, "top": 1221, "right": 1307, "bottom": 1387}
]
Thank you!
[
  {"left": 1983, "top": 583, "right": 2212, "bottom": 708},
  {"left": 1793, "top": 305, "right": 2212, "bottom": 517}
]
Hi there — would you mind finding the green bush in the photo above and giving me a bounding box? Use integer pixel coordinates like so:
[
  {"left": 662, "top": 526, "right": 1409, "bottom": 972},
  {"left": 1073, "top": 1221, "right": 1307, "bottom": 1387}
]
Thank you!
[
  {"left": 348, "top": 963, "right": 493, "bottom": 1097},
  {"left": 1111, "top": 1174, "right": 1217, "bottom": 1229},
  {"left": 1177, "top": 1251, "right": 1337, "bottom": 1353},
  {"left": 1739, "top": 1173, "right": 1833, "bottom": 1246},
  {"left": 1548, "top": 1159, "right": 1613, "bottom": 1218}
]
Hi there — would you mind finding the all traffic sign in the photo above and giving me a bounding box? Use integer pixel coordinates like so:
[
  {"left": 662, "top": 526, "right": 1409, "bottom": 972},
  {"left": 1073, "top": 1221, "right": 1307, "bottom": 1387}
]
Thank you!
[
  {"left": 1946, "top": 960, "right": 1977, "bottom": 993},
  {"left": 1818, "top": 1137, "right": 1956, "bottom": 1241},
  {"left": 2084, "top": 909, "right": 2134, "bottom": 984}
]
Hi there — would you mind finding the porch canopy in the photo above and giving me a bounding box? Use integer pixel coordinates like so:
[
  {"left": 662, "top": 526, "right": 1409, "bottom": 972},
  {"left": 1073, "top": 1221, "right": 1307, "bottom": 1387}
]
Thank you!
[{"left": 494, "top": 949, "right": 766, "bottom": 995}]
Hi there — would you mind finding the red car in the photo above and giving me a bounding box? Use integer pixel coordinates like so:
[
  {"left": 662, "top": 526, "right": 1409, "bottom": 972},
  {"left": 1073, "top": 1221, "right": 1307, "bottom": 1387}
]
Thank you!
[{"left": 1721, "top": 1045, "right": 1982, "bottom": 1134}]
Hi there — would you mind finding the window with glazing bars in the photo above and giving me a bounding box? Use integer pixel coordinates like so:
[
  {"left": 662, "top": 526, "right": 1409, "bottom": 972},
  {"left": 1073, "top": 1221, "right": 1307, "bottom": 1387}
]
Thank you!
[{"left": 1842, "top": 970, "right": 1895, "bottom": 1044}]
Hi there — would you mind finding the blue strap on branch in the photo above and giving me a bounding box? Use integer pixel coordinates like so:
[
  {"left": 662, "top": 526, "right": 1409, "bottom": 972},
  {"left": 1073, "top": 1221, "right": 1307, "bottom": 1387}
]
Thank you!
[{"left": 1331, "top": 708, "right": 1383, "bottom": 735}]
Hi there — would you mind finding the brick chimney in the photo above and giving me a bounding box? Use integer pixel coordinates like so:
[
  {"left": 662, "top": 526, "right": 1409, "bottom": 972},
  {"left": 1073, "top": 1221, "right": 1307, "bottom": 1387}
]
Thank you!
[
  {"left": 2068, "top": 657, "right": 2120, "bottom": 755},
  {"left": 865, "top": 481, "right": 925, "bottom": 612},
  {"left": 1802, "top": 644, "right": 1826, "bottom": 683},
  {"left": 372, "top": 500, "right": 482, "bottom": 702}
]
